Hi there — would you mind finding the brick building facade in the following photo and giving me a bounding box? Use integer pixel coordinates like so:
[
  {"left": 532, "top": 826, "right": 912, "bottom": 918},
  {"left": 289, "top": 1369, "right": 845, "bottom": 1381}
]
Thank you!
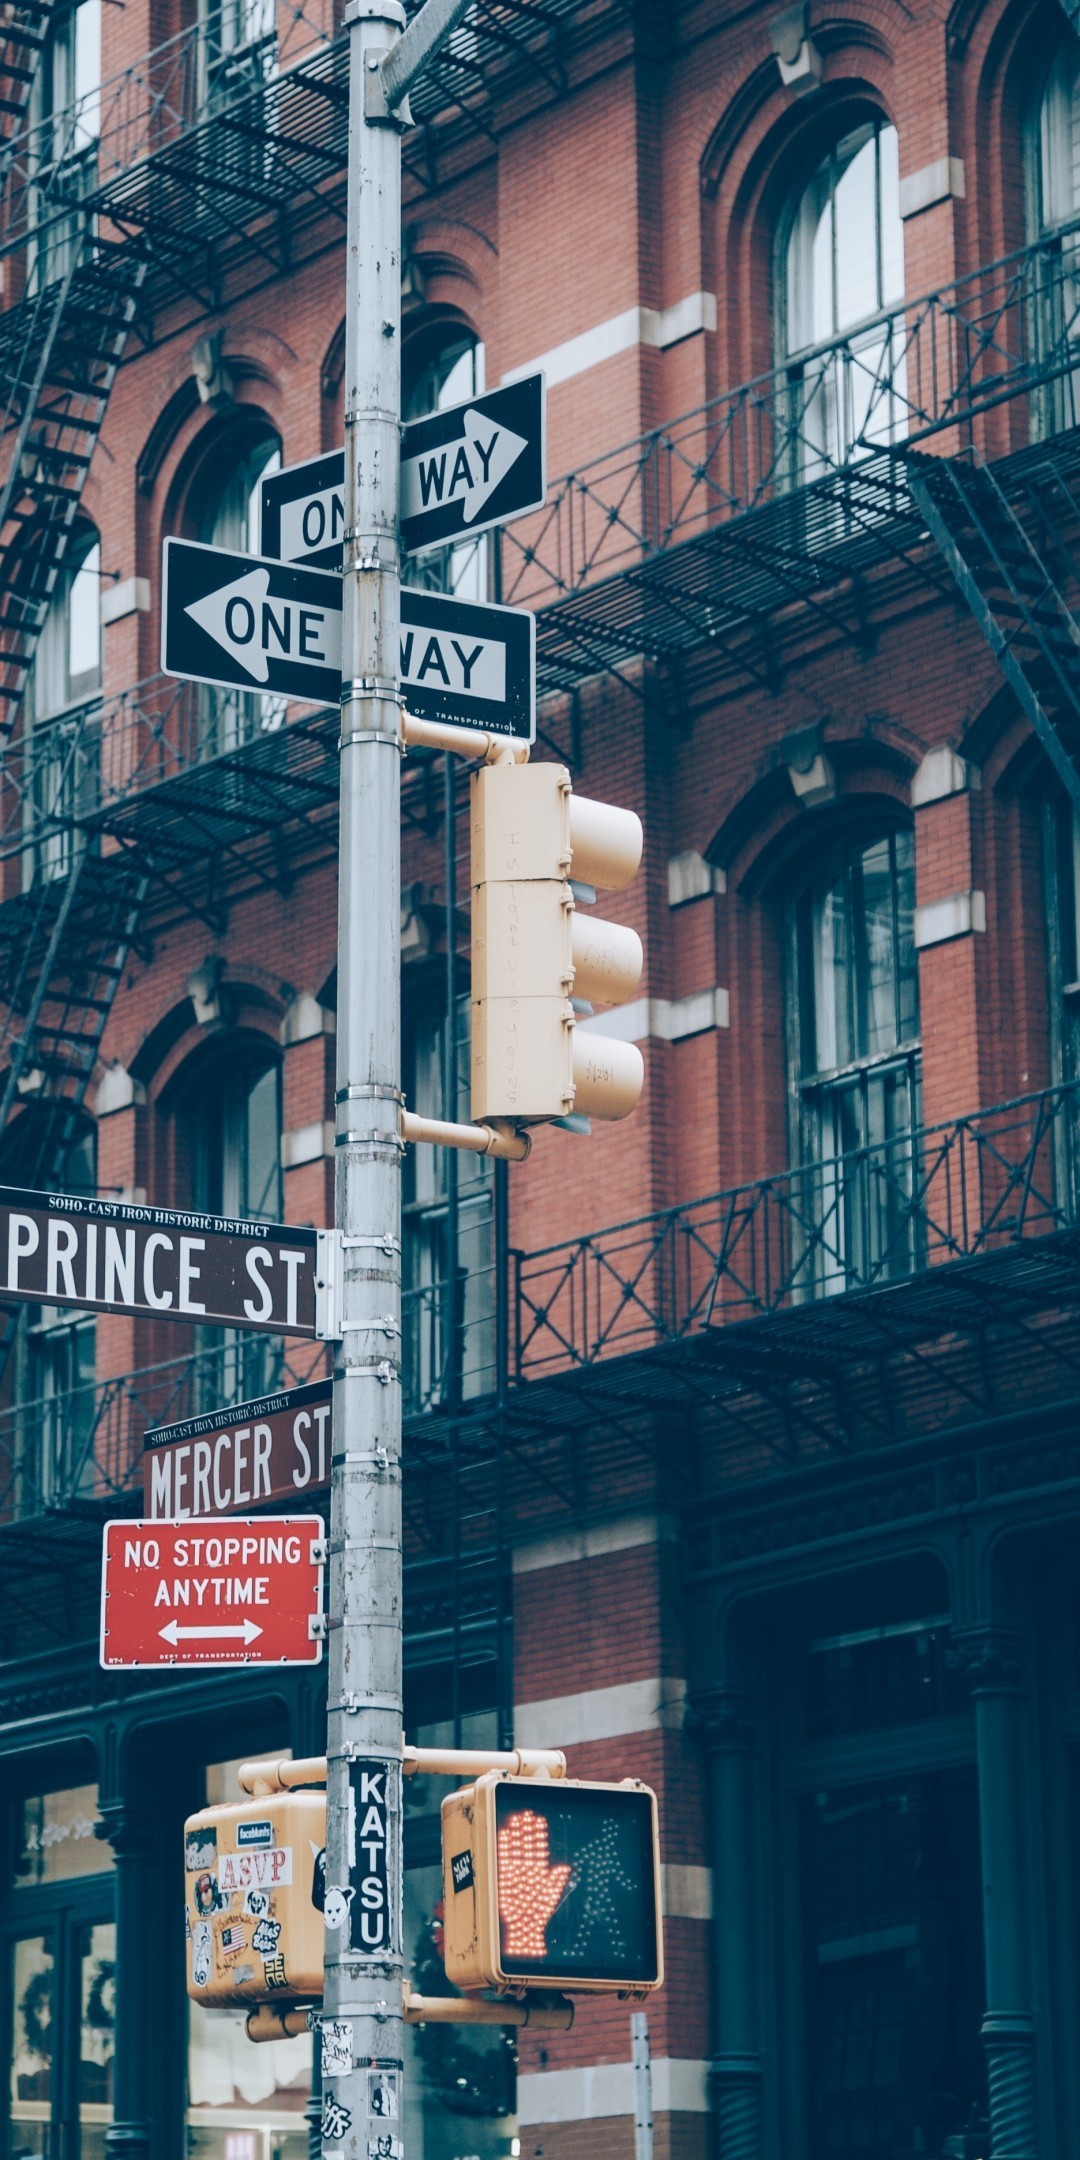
[{"left": 3, "top": 0, "right": 1080, "bottom": 2157}]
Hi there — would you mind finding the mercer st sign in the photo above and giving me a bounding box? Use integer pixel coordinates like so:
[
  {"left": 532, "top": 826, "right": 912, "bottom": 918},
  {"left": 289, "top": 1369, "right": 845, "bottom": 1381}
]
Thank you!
[{"left": 0, "top": 1184, "right": 322, "bottom": 1334}]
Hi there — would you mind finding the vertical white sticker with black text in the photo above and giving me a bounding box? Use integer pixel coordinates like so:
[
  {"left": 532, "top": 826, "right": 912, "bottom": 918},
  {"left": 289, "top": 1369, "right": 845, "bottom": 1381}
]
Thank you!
[{"left": 348, "top": 1759, "right": 399, "bottom": 1956}]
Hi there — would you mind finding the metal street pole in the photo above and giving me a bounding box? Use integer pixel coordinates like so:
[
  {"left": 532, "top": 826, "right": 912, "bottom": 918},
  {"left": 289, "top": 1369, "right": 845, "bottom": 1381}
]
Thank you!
[
  {"left": 326, "top": 2, "right": 476, "bottom": 2154},
  {"left": 326, "top": 2, "right": 406, "bottom": 2154}
]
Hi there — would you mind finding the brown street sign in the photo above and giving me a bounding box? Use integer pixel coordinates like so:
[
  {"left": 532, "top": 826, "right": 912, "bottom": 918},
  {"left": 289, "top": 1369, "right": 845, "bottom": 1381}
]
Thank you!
[
  {"left": 0, "top": 1185, "right": 322, "bottom": 1336},
  {"left": 144, "top": 1378, "right": 333, "bottom": 1518}
]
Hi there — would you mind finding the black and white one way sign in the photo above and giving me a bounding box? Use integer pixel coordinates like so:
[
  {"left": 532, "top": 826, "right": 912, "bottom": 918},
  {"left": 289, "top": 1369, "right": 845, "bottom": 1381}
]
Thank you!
[
  {"left": 161, "top": 538, "right": 342, "bottom": 705},
  {"left": 259, "top": 374, "right": 546, "bottom": 569},
  {"left": 162, "top": 538, "right": 534, "bottom": 739}
]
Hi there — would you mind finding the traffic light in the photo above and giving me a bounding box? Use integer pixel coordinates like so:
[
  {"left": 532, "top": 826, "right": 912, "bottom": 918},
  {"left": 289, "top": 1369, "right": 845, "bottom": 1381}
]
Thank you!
[
  {"left": 441, "top": 1772, "right": 663, "bottom": 1996},
  {"left": 470, "top": 761, "right": 645, "bottom": 1125},
  {"left": 183, "top": 1790, "right": 326, "bottom": 2007}
]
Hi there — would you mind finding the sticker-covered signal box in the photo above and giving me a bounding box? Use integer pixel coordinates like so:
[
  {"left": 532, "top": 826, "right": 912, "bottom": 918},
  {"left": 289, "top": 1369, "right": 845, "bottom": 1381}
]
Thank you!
[
  {"left": 441, "top": 1771, "right": 663, "bottom": 1997},
  {"left": 184, "top": 1790, "right": 325, "bottom": 2007}
]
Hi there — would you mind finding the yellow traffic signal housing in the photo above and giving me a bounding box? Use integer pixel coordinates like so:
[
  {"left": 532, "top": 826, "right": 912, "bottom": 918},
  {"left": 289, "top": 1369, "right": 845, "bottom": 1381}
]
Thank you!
[
  {"left": 470, "top": 762, "right": 645, "bottom": 1124},
  {"left": 184, "top": 1790, "right": 325, "bottom": 2008},
  {"left": 441, "top": 1772, "right": 663, "bottom": 1997}
]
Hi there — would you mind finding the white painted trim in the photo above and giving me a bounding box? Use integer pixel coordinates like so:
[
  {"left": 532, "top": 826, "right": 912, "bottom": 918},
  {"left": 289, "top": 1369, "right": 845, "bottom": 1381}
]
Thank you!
[
  {"left": 582, "top": 990, "right": 729, "bottom": 1043},
  {"left": 899, "top": 156, "right": 965, "bottom": 220},
  {"left": 662, "top": 1863, "right": 713, "bottom": 1919},
  {"left": 502, "top": 294, "right": 716, "bottom": 390},
  {"left": 280, "top": 1119, "right": 334, "bottom": 1168},
  {"left": 514, "top": 1676, "right": 687, "bottom": 1747},
  {"left": 517, "top": 2059, "right": 711, "bottom": 2124},
  {"left": 512, "top": 1512, "right": 671, "bottom": 1574},
  {"left": 913, "top": 890, "right": 986, "bottom": 948}
]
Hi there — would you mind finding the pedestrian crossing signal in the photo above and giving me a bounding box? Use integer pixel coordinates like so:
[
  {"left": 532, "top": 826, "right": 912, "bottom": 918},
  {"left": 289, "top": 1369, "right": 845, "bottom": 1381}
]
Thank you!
[{"left": 441, "top": 1773, "right": 663, "bottom": 1996}]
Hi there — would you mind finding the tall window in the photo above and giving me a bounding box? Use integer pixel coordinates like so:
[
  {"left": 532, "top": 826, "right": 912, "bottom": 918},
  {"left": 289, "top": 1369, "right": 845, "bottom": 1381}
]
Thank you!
[
  {"left": 182, "top": 1042, "right": 284, "bottom": 1408},
  {"left": 404, "top": 329, "right": 487, "bottom": 600},
  {"left": 198, "top": 0, "right": 276, "bottom": 113},
  {"left": 402, "top": 991, "right": 495, "bottom": 1413},
  {"left": 792, "top": 828, "right": 920, "bottom": 1287},
  {"left": 23, "top": 527, "right": 101, "bottom": 887},
  {"left": 9, "top": 1120, "right": 97, "bottom": 1508},
  {"left": 782, "top": 119, "right": 905, "bottom": 478},
  {"left": 1033, "top": 43, "right": 1080, "bottom": 435},
  {"left": 29, "top": 0, "right": 101, "bottom": 291},
  {"left": 197, "top": 429, "right": 282, "bottom": 752}
]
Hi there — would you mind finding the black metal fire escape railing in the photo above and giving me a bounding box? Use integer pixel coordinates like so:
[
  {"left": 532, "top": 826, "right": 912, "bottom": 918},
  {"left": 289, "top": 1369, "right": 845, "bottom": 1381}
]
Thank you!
[{"left": 4, "top": 1078, "right": 1080, "bottom": 1532}]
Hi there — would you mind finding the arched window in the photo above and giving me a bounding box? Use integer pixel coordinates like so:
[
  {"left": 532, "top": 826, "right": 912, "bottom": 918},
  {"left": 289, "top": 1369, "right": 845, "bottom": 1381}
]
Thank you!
[
  {"left": 782, "top": 118, "right": 905, "bottom": 476},
  {"left": 403, "top": 326, "right": 487, "bottom": 599},
  {"left": 792, "top": 826, "right": 920, "bottom": 1285},
  {"left": 24, "top": 525, "right": 101, "bottom": 886},
  {"left": 178, "top": 1038, "right": 284, "bottom": 1407},
  {"left": 195, "top": 425, "right": 282, "bottom": 751},
  {"left": 1032, "top": 42, "right": 1080, "bottom": 434}
]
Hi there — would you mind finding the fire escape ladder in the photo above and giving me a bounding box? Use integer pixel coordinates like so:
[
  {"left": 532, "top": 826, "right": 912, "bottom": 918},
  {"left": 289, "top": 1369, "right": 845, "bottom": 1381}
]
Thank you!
[
  {"left": 906, "top": 449, "right": 1080, "bottom": 808},
  {"left": 0, "top": 848, "right": 148, "bottom": 1178},
  {"left": 0, "top": 4, "right": 53, "bottom": 191},
  {"left": 0, "top": 846, "right": 148, "bottom": 1514},
  {"left": 0, "top": 231, "right": 148, "bottom": 739}
]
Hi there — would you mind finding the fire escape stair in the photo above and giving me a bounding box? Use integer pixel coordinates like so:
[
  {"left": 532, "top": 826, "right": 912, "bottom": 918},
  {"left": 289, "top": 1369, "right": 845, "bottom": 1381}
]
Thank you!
[
  {"left": 906, "top": 448, "right": 1080, "bottom": 807},
  {"left": 0, "top": 4, "right": 53, "bottom": 189},
  {"left": 0, "top": 232, "right": 148, "bottom": 740}
]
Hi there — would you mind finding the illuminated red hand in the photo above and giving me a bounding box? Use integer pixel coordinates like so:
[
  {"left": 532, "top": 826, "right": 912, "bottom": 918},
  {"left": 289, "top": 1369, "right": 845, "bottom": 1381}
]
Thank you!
[{"left": 498, "top": 1810, "right": 572, "bottom": 1960}]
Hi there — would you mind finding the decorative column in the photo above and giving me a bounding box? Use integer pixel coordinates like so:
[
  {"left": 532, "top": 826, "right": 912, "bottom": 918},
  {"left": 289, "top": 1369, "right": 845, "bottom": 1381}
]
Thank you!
[
  {"left": 952, "top": 1628, "right": 1039, "bottom": 2160},
  {"left": 696, "top": 1688, "right": 762, "bottom": 2160},
  {"left": 97, "top": 1800, "right": 154, "bottom": 2160}
]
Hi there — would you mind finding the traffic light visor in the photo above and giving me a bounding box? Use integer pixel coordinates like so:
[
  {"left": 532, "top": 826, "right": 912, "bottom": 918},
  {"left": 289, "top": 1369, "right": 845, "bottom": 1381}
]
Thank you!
[{"left": 494, "top": 1780, "right": 660, "bottom": 1986}]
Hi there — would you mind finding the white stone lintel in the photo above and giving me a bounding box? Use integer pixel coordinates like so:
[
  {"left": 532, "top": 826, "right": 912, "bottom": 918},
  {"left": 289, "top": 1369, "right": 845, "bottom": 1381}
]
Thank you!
[
  {"left": 280, "top": 1119, "right": 334, "bottom": 1169},
  {"left": 914, "top": 889, "right": 986, "bottom": 948},
  {"left": 899, "top": 156, "right": 966, "bottom": 220},
  {"left": 101, "top": 576, "right": 150, "bottom": 627}
]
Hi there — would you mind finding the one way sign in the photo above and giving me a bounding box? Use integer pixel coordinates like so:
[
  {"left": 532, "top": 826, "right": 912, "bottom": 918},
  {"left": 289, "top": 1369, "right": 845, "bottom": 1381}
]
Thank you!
[
  {"left": 260, "top": 374, "right": 546, "bottom": 569},
  {"left": 162, "top": 537, "right": 534, "bottom": 739},
  {"left": 400, "top": 375, "right": 545, "bottom": 555},
  {"left": 161, "top": 538, "right": 342, "bottom": 705}
]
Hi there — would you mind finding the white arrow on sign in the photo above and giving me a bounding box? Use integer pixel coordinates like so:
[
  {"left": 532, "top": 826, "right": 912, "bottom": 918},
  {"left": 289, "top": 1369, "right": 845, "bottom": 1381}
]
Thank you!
[
  {"left": 401, "top": 408, "right": 527, "bottom": 529},
  {"left": 159, "top": 1618, "right": 263, "bottom": 1645},
  {"left": 185, "top": 567, "right": 340, "bottom": 685}
]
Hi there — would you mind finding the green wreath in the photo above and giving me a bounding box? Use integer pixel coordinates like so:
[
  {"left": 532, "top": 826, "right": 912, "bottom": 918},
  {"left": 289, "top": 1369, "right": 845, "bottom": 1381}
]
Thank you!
[
  {"left": 84, "top": 1960, "right": 115, "bottom": 2034},
  {"left": 20, "top": 1967, "right": 52, "bottom": 2060}
]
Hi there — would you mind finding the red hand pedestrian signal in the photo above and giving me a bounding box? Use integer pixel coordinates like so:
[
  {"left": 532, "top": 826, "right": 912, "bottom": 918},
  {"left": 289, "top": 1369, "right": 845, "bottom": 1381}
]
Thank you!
[{"left": 497, "top": 1808, "right": 572, "bottom": 1960}]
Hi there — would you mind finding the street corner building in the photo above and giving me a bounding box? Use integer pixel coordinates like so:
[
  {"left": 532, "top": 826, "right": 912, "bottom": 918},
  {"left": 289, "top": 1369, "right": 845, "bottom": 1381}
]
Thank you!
[{"left": 6, "top": 0, "right": 1080, "bottom": 2156}]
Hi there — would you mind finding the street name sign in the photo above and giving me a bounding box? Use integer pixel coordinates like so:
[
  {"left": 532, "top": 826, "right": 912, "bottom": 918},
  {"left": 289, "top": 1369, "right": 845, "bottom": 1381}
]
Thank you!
[
  {"left": 144, "top": 1377, "right": 333, "bottom": 1519},
  {"left": 259, "top": 373, "right": 546, "bottom": 570},
  {"left": 0, "top": 1184, "right": 321, "bottom": 1335},
  {"left": 161, "top": 537, "right": 343, "bottom": 704},
  {"left": 400, "top": 584, "right": 535, "bottom": 740},
  {"left": 162, "top": 539, "right": 535, "bottom": 740},
  {"left": 100, "top": 1517, "right": 325, "bottom": 1668}
]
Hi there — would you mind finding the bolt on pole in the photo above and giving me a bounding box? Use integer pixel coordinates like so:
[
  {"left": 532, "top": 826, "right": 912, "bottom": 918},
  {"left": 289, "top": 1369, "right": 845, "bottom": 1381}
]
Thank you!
[{"left": 326, "top": 1, "right": 407, "bottom": 2153}]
